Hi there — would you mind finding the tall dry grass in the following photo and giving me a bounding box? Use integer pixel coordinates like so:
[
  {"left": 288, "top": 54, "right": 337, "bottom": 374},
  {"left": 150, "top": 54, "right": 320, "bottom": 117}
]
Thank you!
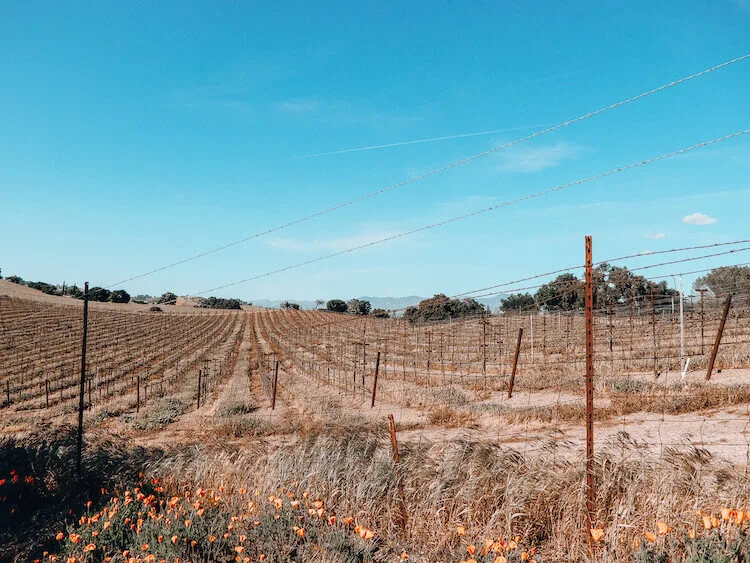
[{"left": 143, "top": 426, "right": 750, "bottom": 561}]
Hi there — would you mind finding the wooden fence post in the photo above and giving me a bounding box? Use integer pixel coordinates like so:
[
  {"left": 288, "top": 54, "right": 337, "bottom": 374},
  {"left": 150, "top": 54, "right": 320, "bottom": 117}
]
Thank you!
[
  {"left": 371, "top": 352, "right": 381, "bottom": 408},
  {"left": 272, "top": 360, "right": 279, "bottom": 409},
  {"left": 197, "top": 369, "right": 202, "bottom": 408},
  {"left": 388, "top": 413, "right": 408, "bottom": 532},
  {"left": 76, "top": 281, "right": 89, "bottom": 481},
  {"left": 507, "top": 328, "right": 523, "bottom": 399},
  {"left": 706, "top": 294, "right": 732, "bottom": 381}
]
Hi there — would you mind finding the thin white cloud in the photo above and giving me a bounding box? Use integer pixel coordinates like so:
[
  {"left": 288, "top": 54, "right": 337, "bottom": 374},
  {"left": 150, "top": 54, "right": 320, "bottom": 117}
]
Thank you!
[
  {"left": 683, "top": 212, "right": 718, "bottom": 226},
  {"left": 266, "top": 238, "right": 306, "bottom": 251},
  {"left": 497, "top": 142, "right": 581, "bottom": 172},
  {"left": 286, "top": 125, "right": 544, "bottom": 160},
  {"left": 276, "top": 99, "right": 321, "bottom": 113},
  {"left": 644, "top": 233, "right": 666, "bottom": 240}
]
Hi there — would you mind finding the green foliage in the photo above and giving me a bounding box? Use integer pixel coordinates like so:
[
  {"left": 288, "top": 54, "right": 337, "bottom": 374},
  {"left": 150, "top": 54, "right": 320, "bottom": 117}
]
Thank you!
[
  {"left": 501, "top": 292, "right": 536, "bottom": 312},
  {"left": 0, "top": 428, "right": 152, "bottom": 560},
  {"left": 280, "top": 301, "right": 301, "bottom": 310},
  {"left": 404, "top": 294, "right": 488, "bottom": 324},
  {"left": 198, "top": 296, "right": 241, "bottom": 309},
  {"left": 157, "top": 292, "right": 178, "bottom": 305},
  {"left": 529, "top": 266, "right": 675, "bottom": 312},
  {"left": 594, "top": 263, "right": 676, "bottom": 306},
  {"left": 68, "top": 284, "right": 82, "bottom": 298},
  {"left": 326, "top": 299, "right": 348, "bottom": 313},
  {"left": 53, "top": 480, "right": 379, "bottom": 562},
  {"left": 5, "top": 275, "right": 24, "bottom": 285},
  {"left": 87, "top": 287, "right": 111, "bottom": 302},
  {"left": 347, "top": 299, "right": 372, "bottom": 315},
  {"left": 109, "top": 289, "right": 131, "bottom": 303},
  {"left": 695, "top": 266, "right": 750, "bottom": 296},
  {"left": 131, "top": 398, "right": 188, "bottom": 431},
  {"left": 632, "top": 528, "right": 750, "bottom": 562},
  {"left": 149, "top": 306, "right": 163, "bottom": 313},
  {"left": 27, "top": 281, "right": 59, "bottom": 295},
  {"left": 534, "top": 273, "right": 583, "bottom": 311},
  {"left": 371, "top": 308, "right": 390, "bottom": 318}
]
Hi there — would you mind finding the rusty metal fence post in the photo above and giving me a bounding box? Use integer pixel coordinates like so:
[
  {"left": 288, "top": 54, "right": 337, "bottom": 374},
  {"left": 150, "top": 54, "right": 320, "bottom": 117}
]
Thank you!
[{"left": 584, "top": 236, "right": 596, "bottom": 550}]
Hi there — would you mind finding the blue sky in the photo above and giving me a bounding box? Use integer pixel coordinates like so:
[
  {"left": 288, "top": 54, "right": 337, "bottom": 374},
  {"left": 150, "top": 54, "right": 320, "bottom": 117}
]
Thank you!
[{"left": 2, "top": 1, "right": 749, "bottom": 301}]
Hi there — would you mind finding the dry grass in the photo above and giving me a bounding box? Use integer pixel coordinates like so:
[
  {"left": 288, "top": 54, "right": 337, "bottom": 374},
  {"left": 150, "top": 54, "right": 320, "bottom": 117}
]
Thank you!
[
  {"left": 137, "top": 428, "right": 750, "bottom": 561},
  {"left": 428, "top": 406, "right": 479, "bottom": 428}
]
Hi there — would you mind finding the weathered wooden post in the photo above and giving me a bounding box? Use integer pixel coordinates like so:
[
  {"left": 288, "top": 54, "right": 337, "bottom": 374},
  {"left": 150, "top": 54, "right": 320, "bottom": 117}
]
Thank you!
[
  {"left": 507, "top": 328, "right": 523, "bottom": 399},
  {"left": 76, "top": 282, "right": 89, "bottom": 481},
  {"left": 388, "top": 413, "right": 408, "bottom": 532},
  {"left": 272, "top": 360, "right": 279, "bottom": 409},
  {"left": 706, "top": 294, "right": 732, "bottom": 381},
  {"left": 371, "top": 352, "right": 381, "bottom": 408}
]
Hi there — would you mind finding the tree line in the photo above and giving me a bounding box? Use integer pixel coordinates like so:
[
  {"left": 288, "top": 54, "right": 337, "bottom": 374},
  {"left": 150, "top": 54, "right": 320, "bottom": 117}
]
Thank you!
[{"left": 500, "top": 263, "right": 680, "bottom": 312}]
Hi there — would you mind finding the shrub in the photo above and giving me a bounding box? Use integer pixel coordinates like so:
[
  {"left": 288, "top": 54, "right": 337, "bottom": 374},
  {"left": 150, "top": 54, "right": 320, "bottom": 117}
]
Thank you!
[
  {"left": 371, "top": 308, "right": 389, "bottom": 318},
  {"left": 131, "top": 398, "right": 187, "bottom": 431},
  {"left": 347, "top": 299, "right": 371, "bottom": 315},
  {"left": 280, "top": 301, "right": 300, "bottom": 310},
  {"left": 326, "top": 299, "right": 348, "bottom": 313},
  {"left": 27, "top": 281, "right": 58, "bottom": 295},
  {"left": 404, "top": 294, "right": 487, "bottom": 324},
  {"left": 218, "top": 402, "right": 257, "bottom": 417},
  {"left": 109, "top": 289, "right": 130, "bottom": 304},
  {"left": 87, "top": 287, "right": 111, "bottom": 302},
  {"left": 149, "top": 306, "right": 162, "bottom": 313},
  {"left": 501, "top": 292, "right": 536, "bottom": 312},
  {"left": 198, "top": 296, "right": 241, "bottom": 309},
  {"left": 156, "top": 292, "right": 178, "bottom": 305}
]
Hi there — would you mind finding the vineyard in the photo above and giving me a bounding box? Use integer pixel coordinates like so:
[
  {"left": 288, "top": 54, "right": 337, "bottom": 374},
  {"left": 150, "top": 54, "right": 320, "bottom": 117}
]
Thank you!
[
  {"left": 3, "top": 279, "right": 750, "bottom": 561},
  {"left": 4, "top": 282, "right": 750, "bottom": 449}
]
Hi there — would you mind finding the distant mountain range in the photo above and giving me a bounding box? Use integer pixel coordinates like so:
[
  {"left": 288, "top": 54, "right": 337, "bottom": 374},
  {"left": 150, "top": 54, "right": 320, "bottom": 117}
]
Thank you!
[{"left": 249, "top": 294, "right": 508, "bottom": 313}]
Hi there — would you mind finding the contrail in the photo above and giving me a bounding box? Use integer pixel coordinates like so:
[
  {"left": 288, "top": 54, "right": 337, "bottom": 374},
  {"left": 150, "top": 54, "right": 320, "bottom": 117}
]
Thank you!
[{"left": 286, "top": 124, "right": 546, "bottom": 160}]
